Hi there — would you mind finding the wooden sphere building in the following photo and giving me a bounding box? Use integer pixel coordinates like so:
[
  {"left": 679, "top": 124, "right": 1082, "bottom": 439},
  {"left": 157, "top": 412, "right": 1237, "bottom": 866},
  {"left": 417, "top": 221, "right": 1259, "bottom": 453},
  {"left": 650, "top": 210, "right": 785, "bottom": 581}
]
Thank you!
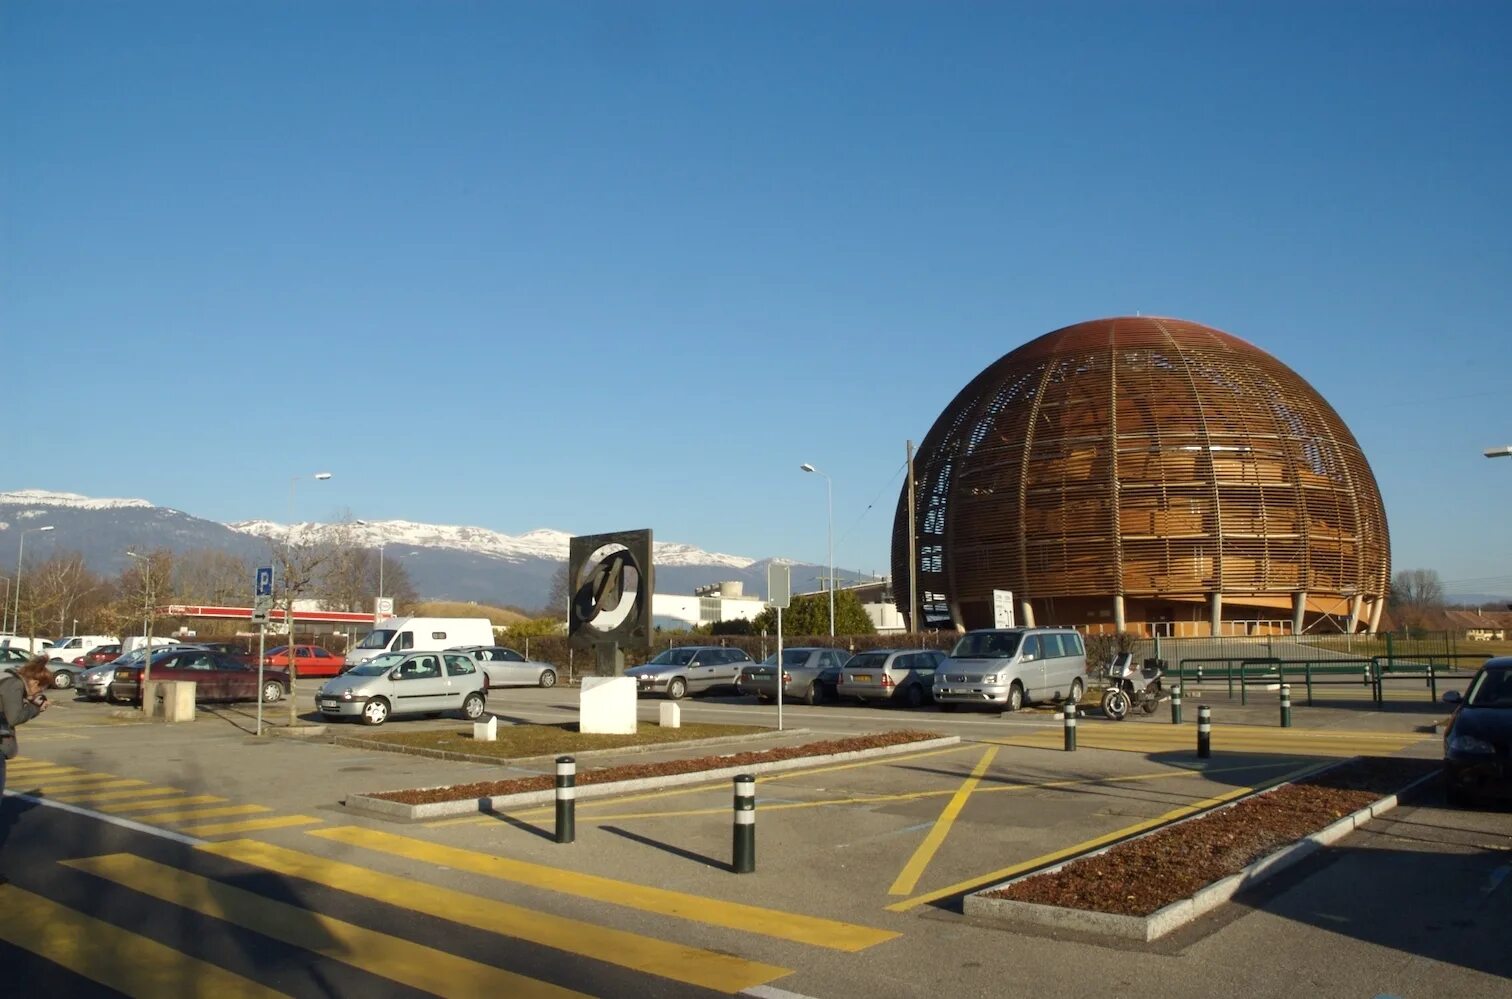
[{"left": 892, "top": 316, "right": 1389, "bottom": 636}]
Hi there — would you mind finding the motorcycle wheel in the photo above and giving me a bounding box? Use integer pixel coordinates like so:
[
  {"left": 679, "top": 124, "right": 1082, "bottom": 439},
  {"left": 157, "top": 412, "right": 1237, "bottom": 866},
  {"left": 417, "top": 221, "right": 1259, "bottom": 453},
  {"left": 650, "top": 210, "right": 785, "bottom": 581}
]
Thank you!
[
  {"left": 1102, "top": 688, "right": 1130, "bottom": 721},
  {"left": 1140, "top": 679, "right": 1163, "bottom": 714}
]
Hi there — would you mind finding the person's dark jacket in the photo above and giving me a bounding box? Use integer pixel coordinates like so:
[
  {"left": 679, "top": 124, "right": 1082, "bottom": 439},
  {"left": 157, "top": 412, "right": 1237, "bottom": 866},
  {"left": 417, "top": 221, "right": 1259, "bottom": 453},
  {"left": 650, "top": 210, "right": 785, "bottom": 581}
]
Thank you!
[{"left": 0, "top": 667, "right": 41, "bottom": 759}]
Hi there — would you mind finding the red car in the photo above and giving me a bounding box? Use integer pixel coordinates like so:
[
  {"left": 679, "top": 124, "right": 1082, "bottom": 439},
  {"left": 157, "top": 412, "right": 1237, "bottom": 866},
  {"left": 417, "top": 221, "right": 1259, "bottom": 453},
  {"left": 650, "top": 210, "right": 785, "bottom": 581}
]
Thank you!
[
  {"left": 263, "top": 645, "right": 345, "bottom": 678},
  {"left": 109, "top": 649, "right": 291, "bottom": 704},
  {"left": 76, "top": 644, "right": 122, "bottom": 666}
]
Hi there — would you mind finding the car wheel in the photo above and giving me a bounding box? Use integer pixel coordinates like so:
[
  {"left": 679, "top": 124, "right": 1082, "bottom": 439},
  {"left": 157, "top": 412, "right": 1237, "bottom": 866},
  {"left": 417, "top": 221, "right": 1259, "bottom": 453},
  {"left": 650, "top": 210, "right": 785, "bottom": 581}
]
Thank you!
[
  {"left": 1068, "top": 677, "right": 1084, "bottom": 704},
  {"left": 904, "top": 684, "right": 924, "bottom": 709},
  {"left": 803, "top": 682, "right": 818, "bottom": 706},
  {"left": 52, "top": 670, "right": 75, "bottom": 690},
  {"left": 462, "top": 692, "right": 486, "bottom": 720},
  {"left": 667, "top": 677, "right": 687, "bottom": 700},
  {"left": 538, "top": 669, "right": 557, "bottom": 689},
  {"left": 361, "top": 697, "right": 390, "bottom": 726},
  {"left": 1007, "top": 682, "right": 1025, "bottom": 713},
  {"left": 261, "top": 681, "right": 283, "bottom": 704}
]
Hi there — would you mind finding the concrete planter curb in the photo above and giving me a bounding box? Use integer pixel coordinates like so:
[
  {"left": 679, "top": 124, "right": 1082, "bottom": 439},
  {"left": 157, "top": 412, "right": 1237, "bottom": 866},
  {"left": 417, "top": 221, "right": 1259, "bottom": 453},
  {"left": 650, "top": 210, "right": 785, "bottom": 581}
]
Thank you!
[
  {"left": 963, "top": 768, "right": 1439, "bottom": 941},
  {"left": 328, "top": 727, "right": 808, "bottom": 767},
  {"left": 345, "top": 735, "right": 962, "bottom": 821}
]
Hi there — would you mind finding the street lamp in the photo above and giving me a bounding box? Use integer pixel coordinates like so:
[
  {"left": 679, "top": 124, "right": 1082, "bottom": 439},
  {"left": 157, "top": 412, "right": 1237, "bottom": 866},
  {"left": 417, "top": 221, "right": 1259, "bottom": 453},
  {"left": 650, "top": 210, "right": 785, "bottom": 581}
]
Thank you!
[
  {"left": 355, "top": 520, "right": 386, "bottom": 615},
  {"left": 125, "top": 550, "right": 154, "bottom": 694},
  {"left": 12, "top": 525, "right": 55, "bottom": 641},
  {"left": 799, "top": 463, "right": 835, "bottom": 638},
  {"left": 1485, "top": 445, "right": 1512, "bottom": 459},
  {"left": 283, "top": 471, "right": 332, "bottom": 726}
]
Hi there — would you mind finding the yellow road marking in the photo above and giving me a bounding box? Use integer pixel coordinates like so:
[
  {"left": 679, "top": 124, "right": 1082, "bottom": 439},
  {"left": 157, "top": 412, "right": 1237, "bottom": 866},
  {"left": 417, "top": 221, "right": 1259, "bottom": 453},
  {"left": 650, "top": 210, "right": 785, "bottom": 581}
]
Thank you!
[
  {"left": 178, "top": 815, "right": 322, "bottom": 836},
  {"left": 5, "top": 763, "right": 81, "bottom": 777},
  {"left": 49, "top": 786, "right": 185, "bottom": 805},
  {"left": 198, "top": 839, "right": 789, "bottom": 992},
  {"left": 0, "top": 883, "right": 287, "bottom": 998},
  {"left": 422, "top": 742, "right": 979, "bottom": 828},
  {"left": 35, "top": 777, "right": 145, "bottom": 793},
  {"left": 310, "top": 825, "right": 898, "bottom": 952},
  {"left": 65, "top": 854, "right": 589, "bottom": 998},
  {"left": 888, "top": 745, "right": 998, "bottom": 896},
  {"left": 884, "top": 759, "right": 1327, "bottom": 912},
  {"left": 97, "top": 795, "right": 226, "bottom": 814},
  {"left": 990, "top": 724, "right": 1427, "bottom": 757},
  {"left": 132, "top": 804, "right": 270, "bottom": 824}
]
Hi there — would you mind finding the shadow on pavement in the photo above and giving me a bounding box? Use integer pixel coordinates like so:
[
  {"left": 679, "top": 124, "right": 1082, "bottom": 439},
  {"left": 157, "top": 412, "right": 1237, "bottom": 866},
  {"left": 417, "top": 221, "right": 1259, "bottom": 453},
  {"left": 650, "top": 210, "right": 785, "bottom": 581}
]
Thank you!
[{"left": 600, "top": 824, "right": 729, "bottom": 871}]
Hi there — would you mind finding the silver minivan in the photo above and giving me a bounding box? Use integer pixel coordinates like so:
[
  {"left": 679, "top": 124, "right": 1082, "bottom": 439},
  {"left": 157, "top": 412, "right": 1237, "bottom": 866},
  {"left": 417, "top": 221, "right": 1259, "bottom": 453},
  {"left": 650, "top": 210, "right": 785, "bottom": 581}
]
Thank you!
[
  {"left": 316, "top": 650, "right": 488, "bottom": 726},
  {"left": 933, "top": 628, "right": 1088, "bottom": 711}
]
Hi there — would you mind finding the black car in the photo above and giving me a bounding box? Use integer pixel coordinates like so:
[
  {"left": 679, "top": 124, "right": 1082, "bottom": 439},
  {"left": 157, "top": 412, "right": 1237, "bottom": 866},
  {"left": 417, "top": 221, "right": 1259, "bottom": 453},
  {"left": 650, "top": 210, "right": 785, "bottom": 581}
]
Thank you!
[{"left": 1442, "top": 656, "right": 1512, "bottom": 807}]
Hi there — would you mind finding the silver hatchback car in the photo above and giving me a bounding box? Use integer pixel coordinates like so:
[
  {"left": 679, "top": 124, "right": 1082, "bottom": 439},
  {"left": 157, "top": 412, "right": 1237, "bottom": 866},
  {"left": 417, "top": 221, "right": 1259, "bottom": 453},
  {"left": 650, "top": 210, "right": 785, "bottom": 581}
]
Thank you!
[
  {"left": 837, "top": 649, "right": 948, "bottom": 708},
  {"left": 316, "top": 650, "right": 488, "bottom": 726}
]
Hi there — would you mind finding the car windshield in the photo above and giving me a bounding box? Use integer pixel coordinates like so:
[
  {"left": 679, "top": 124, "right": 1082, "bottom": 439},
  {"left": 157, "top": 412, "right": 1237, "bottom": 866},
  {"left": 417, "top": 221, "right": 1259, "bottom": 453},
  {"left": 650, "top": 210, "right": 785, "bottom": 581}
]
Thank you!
[
  {"left": 356, "top": 629, "right": 395, "bottom": 650},
  {"left": 950, "top": 632, "right": 1022, "bottom": 659},
  {"left": 1465, "top": 669, "right": 1512, "bottom": 708},
  {"left": 346, "top": 653, "right": 405, "bottom": 677},
  {"left": 647, "top": 649, "right": 697, "bottom": 666},
  {"left": 760, "top": 650, "right": 813, "bottom": 666}
]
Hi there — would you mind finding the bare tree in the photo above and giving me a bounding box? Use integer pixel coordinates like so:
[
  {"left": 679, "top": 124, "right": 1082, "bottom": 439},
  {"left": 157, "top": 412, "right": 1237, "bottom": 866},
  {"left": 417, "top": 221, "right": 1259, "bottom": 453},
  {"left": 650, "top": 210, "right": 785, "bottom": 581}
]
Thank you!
[
  {"left": 272, "top": 532, "right": 332, "bottom": 726},
  {"left": 546, "top": 561, "right": 570, "bottom": 619},
  {"left": 1390, "top": 568, "right": 1446, "bottom": 630},
  {"left": 174, "top": 549, "right": 254, "bottom": 605},
  {"left": 24, "top": 551, "right": 103, "bottom": 638}
]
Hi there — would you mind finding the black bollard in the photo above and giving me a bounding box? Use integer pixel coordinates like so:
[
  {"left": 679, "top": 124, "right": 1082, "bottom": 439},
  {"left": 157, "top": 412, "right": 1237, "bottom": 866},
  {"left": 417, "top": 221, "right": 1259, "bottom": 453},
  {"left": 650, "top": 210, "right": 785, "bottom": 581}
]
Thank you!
[
  {"left": 1197, "top": 705, "right": 1212, "bottom": 758},
  {"left": 1280, "top": 683, "right": 1292, "bottom": 728},
  {"left": 1063, "top": 702, "right": 1077, "bottom": 751},
  {"left": 555, "top": 755, "right": 576, "bottom": 844},
  {"left": 1171, "top": 684, "right": 1183, "bottom": 725},
  {"left": 732, "top": 774, "right": 756, "bottom": 873}
]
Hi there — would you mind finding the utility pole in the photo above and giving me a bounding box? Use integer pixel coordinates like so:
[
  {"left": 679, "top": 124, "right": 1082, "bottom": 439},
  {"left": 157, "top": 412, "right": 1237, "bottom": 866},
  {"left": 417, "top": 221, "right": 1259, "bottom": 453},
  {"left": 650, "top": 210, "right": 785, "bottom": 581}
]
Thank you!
[{"left": 906, "top": 439, "right": 918, "bottom": 633}]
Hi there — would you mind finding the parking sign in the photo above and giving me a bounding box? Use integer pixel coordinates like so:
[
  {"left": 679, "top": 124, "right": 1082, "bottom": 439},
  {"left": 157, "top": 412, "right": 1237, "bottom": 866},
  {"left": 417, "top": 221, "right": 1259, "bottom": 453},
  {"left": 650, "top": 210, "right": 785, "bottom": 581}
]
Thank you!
[{"left": 256, "top": 566, "right": 274, "bottom": 597}]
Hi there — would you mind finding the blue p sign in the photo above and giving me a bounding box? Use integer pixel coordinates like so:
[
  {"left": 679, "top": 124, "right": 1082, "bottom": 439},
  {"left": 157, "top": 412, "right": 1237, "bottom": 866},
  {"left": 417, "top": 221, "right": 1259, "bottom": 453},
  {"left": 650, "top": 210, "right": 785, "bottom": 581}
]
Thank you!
[{"left": 256, "top": 566, "right": 273, "bottom": 597}]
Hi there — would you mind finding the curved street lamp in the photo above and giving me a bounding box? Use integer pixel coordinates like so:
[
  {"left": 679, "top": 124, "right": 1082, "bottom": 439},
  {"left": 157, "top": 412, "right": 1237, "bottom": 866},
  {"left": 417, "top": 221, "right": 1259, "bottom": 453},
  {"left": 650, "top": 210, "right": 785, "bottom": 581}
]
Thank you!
[{"left": 799, "top": 464, "right": 835, "bottom": 638}]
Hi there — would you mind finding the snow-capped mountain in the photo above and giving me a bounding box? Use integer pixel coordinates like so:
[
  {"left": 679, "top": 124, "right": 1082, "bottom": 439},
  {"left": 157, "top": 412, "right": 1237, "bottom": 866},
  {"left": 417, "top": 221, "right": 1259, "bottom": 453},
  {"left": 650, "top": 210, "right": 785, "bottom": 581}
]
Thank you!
[{"left": 0, "top": 489, "right": 849, "bottom": 610}]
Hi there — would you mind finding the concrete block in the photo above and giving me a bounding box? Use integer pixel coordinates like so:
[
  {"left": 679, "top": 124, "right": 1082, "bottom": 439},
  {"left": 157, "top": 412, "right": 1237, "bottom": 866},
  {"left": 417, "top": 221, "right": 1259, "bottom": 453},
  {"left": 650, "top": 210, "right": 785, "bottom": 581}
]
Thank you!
[
  {"left": 580, "top": 676, "right": 637, "bottom": 735},
  {"left": 149, "top": 680, "right": 196, "bottom": 723},
  {"left": 658, "top": 701, "right": 681, "bottom": 728},
  {"left": 473, "top": 715, "right": 498, "bottom": 741}
]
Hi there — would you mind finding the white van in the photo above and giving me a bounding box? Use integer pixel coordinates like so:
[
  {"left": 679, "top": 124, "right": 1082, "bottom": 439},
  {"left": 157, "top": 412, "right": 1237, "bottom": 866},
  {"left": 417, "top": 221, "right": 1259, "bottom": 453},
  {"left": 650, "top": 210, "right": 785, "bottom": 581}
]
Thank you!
[
  {"left": 0, "top": 635, "right": 53, "bottom": 655},
  {"left": 122, "top": 635, "right": 183, "bottom": 654},
  {"left": 48, "top": 635, "right": 117, "bottom": 662},
  {"left": 344, "top": 617, "right": 495, "bottom": 669}
]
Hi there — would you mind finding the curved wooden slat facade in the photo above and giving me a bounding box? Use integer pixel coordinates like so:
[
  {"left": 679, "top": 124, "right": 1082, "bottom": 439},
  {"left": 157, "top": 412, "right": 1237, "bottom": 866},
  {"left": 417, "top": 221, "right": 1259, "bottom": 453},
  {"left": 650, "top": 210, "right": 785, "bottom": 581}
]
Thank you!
[{"left": 892, "top": 317, "right": 1390, "bottom": 634}]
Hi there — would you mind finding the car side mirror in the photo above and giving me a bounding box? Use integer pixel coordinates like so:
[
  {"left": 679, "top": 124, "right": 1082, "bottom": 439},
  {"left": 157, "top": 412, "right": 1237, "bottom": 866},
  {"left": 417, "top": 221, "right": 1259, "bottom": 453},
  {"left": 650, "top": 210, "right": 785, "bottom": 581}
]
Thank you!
[
  {"left": 1443, "top": 690, "right": 1462, "bottom": 705},
  {"left": 389, "top": 670, "right": 402, "bottom": 681}
]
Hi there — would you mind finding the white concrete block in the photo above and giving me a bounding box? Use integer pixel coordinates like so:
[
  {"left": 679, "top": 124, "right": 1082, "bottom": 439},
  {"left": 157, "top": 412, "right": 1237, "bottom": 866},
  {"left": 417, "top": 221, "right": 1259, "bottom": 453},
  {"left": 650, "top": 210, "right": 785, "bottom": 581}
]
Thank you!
[
  {"left": 580, "top": 676, "right": 638, "bottom": 735},
  {"left": 473, "top": 715, "right": 498, "bottom": 741},
  {"left": 659, "top": 701, "right": 681, "bottom": 728}
]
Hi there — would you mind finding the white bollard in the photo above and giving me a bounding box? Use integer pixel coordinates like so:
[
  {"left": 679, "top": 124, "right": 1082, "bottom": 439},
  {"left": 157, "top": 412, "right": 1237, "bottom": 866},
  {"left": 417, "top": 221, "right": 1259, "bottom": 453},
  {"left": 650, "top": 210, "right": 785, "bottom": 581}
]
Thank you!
[
  {"left": 659, "top": 701, "right": 682, "bottom": 728},
  {"left": 473, "top": 715, "right": 498, "bottom": 742}
]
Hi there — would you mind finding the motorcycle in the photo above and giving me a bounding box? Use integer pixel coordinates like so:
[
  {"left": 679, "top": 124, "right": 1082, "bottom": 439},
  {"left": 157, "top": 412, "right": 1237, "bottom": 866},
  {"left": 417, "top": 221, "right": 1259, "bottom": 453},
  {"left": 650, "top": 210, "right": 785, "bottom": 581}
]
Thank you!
[{"left": 1100, "top": 653, "right": 1166, "bottom": 721}]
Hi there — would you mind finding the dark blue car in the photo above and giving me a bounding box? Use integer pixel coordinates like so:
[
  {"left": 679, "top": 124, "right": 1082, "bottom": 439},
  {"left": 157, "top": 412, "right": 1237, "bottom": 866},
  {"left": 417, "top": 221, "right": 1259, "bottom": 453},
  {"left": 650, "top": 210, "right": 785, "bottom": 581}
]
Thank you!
[{"left": 1442, "top": 656, "right": 1512, "bottom": 807}]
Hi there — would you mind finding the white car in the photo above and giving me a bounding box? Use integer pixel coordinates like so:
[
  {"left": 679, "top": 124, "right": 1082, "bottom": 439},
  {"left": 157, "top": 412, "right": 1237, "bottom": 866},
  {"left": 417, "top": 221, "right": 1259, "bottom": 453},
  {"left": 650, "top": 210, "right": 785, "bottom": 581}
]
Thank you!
[
  {"left": 450, "top": 646, "right": 558, "bottom": 689},
  {"left": 316, "top": 650, "right": 488, "bottom": 726}
]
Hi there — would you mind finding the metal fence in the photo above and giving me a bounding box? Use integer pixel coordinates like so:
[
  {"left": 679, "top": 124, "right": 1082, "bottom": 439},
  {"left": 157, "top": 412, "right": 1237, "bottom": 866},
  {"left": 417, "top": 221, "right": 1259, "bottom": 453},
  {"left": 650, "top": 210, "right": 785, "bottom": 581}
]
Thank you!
[{"left": 1131, "top": 631, "right": 1457, "bottom": 673}]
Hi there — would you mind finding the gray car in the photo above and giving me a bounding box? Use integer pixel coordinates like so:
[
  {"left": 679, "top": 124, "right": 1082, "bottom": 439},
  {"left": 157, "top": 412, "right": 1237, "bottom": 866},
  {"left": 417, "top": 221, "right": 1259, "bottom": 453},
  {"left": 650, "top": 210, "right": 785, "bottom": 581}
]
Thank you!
[
  {"left": 626, "top": 646, "right": 754, "bottom": 700},
  {"left": 740, "top": 648, "right": 850, "bottom": 705},
  {"left": 450, "top": 646, "right": 558, "bottom": 689},
  {"left": 316, "top": 650, "right": 488, "bottom": 726},
  {"left": 837, "top": 649, "right": 948, "bottom": 708}
]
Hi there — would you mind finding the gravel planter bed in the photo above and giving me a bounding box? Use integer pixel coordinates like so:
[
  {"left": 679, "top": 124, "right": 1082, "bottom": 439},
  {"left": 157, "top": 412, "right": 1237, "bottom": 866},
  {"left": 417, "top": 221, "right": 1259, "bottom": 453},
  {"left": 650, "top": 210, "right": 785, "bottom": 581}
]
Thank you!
[
  {"left": 966, "top": 756, "right": 1438, "bottom": 941},
  {"left": 373, "top": 729, "right": 947, "bottom": 804}
]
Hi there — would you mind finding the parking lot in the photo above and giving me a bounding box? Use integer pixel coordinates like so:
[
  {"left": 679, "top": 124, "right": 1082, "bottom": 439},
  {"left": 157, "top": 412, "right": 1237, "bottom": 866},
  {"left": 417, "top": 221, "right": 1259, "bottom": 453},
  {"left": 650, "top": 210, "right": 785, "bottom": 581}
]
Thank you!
[{"left": 5, "top": 671, "right": 1508, "bottom": 998}]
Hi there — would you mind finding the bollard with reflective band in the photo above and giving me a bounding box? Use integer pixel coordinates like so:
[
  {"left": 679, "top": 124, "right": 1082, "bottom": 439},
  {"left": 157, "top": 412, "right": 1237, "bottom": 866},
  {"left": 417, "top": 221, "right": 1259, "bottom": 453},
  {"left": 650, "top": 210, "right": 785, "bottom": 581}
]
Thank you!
[
  {"left": 732, "top": 774, "right": 756, "bottom": 874},
  {"left": 1171, "top": 684, "right": 1183, "bottom": 725},
  {"left": 1197, "top": 705, "right": 1212, "bottom": 758},
  {"left": 1063, "top": 702, "right": 1077, "bottom": 751},
  {"left": 1280, "top": 684, "right": 1292, "bottom": 728},
  {"left": 555, "top": 756, "right": 576, "bottom": 844}
]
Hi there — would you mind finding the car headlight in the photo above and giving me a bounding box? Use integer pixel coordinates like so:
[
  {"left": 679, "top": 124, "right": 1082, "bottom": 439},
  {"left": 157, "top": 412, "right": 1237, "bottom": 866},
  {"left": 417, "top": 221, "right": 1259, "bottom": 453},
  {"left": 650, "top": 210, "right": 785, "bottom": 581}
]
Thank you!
[
  {"left": 1448, "top": 733, "right": 1496, "bottom": 754},
  {"left": 982, "top": 675, "right": 998, "bottom": 684},
  {"left": 341, "top": 690, "right": 355, "bottom": 701}
]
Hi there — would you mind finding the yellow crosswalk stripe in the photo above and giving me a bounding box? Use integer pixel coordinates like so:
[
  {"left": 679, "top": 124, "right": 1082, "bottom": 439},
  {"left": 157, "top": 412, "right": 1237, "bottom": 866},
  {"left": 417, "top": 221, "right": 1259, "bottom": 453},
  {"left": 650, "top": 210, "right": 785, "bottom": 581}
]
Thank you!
[
  {"left": 310, "top": 825, "right": 899, "bottom": 953},
  {"left": 5, "top": 763, "right": 81, "bottom": 777},
  {"left": 129, "top": 804, "right": 269, "bottom": 824},
  {"left": 178, "top": 815, "right": 321, "bottom": 837},
  {"left": 990, "top": 723, "right": 1428, "bottom": 758},
  {"left": 65, "top": 853, "right": 598, "bottom": 998},
  {"left": 200, "top": 839, "right": 791, "bottom": 992},
  {"left": 49, "top": 786, "right": 186, "bottom": 805},
  {"left": 97, "top": 795, "right": 226, "bottom": 814},
  {"left": 0, "top": 883, "right": 287, "bottom": 998},
  {"left": 35, "top": 777, "right": 145, "bottom": 792}
]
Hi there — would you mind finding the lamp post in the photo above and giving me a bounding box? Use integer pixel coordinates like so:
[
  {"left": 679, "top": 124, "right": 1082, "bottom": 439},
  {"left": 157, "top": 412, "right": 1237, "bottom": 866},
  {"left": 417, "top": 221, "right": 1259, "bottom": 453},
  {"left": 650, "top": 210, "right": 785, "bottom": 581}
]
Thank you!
[
  {"left": 284, "top": 472, "right": 332, "bottom": 726},
  {"left": 355, "top": 520, "right": 386, "bottom": 615},
  {"left": 1, "top": 577, "right": 10, "bottom": 633},
  {"left": 125, "top": 550, "right": 153, "bottom": 694},
  {"left": 799, "top": 463, "right": 835, "bottom": 638},
  {"left": 13, "top": 525, "right": 55, "bottom": 641}
]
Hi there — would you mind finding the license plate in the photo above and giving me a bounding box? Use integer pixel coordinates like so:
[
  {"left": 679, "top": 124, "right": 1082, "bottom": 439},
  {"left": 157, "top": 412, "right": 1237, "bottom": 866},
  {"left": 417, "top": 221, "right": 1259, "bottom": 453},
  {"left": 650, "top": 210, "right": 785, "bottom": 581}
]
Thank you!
[
  {"left": 320, "top": 700, "right": 339, "bottom": 707},
  {"left": 852, "top": 674, "right": 872, "bottom": 682}
]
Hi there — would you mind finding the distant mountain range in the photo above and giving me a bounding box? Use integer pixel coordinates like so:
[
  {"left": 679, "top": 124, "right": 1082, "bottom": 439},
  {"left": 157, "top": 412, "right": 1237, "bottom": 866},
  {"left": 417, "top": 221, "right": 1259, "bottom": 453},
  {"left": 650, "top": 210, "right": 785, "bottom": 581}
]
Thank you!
[{"left": 0, "top": 489, "right": 867, "bottom": 611}]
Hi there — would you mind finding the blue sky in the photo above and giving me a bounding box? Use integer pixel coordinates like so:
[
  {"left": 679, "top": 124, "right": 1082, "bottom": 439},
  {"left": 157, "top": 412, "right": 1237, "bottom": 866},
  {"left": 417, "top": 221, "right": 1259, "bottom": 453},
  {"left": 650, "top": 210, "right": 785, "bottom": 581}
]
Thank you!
[{"left": 4, "top": 2, "right": 1509, "bottom": 596}]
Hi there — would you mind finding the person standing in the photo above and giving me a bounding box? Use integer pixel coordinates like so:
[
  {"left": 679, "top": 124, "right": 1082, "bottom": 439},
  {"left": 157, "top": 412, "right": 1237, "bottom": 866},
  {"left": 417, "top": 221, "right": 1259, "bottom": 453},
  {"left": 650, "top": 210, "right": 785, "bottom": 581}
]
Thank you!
[{"left": 0, "top": 654, "right": 53, "bottom": 795}]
